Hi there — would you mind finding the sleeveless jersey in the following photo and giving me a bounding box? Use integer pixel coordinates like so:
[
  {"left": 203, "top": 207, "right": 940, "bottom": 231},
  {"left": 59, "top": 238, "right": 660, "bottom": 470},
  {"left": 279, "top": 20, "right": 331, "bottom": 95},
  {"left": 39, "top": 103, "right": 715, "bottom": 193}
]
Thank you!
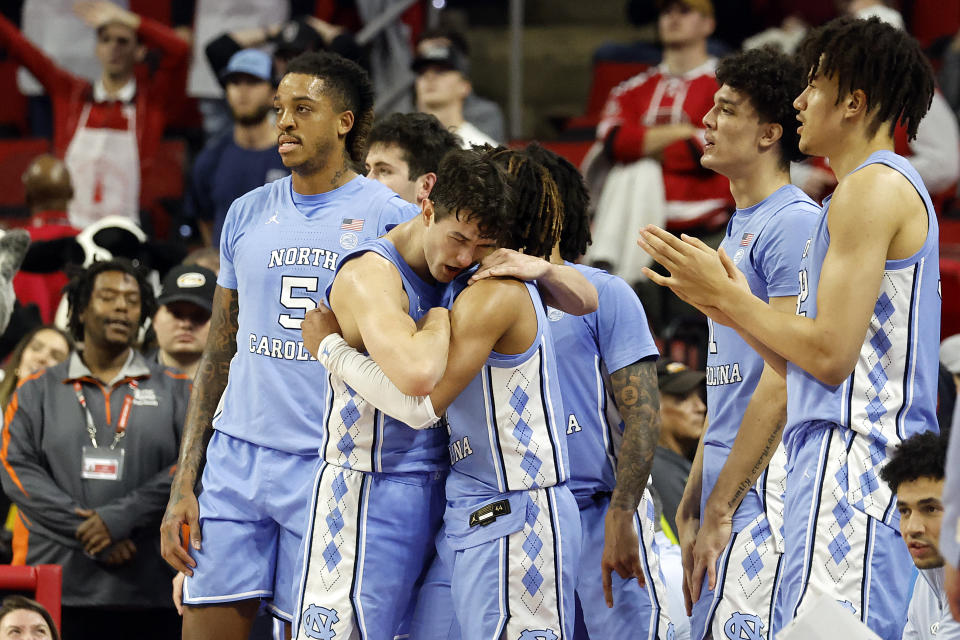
[
  {"left": 215, "top": 175, "right": 416, "bottom": 455},
  {"left": 319, "top": 236, "right": 448, "bottom": 472},
  {"left": 549, "top": 263, "right": 659, "bottom": 499},
  {"left": 785, "top": 151, "right": 940, "bottom": 459},
  {"left": 444, "top": 281, "right": 569, "bottom": 501},
  {"left": 703, "top": 185, "right": 819, "bottom": 528}
]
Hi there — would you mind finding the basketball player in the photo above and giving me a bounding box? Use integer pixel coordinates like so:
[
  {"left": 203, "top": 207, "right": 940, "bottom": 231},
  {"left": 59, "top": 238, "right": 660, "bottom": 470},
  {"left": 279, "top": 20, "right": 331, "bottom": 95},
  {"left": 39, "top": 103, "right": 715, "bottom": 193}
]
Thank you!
[
  {"left": 395, "top": 145, "right": 674, "bottom": 640},
  {"left": 159, "top": 52, "right": 418, "bottom": 640},
  {"left": 640, "top": 17, "right": 939, "bottom": 639},
  {"left": 665, "top": 47, "right": 819, "bottom": 640},
  {"left": 520, "top": 144, "right": 674, "bottom": 639},
  {"left": 292, "top": 148, "right": 508, "bottom": 639},
  {"left": 364, "top": 111, "right": 461, "bottom": 205},
  {"left": 307, "top": 148, "right": 580, "bottom": 639}
]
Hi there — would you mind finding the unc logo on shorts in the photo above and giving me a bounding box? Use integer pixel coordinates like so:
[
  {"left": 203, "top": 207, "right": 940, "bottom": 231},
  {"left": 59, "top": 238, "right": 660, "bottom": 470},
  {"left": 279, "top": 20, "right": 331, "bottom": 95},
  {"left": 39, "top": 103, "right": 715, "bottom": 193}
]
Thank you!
[
  {"left": 339, "top": 232, "right": 359, "bottom": 250},
  {"left": 300, "top": 604, "right": 339, "bottom": 640},
  {"left": 724, "top": 612, "right": 765, "bottom": 640},
  {"left": 518, "top": 631, "right": 558, "bottom": 640},
  {"left": 666, "top": 622, "right": 676, "bottom": 640}
]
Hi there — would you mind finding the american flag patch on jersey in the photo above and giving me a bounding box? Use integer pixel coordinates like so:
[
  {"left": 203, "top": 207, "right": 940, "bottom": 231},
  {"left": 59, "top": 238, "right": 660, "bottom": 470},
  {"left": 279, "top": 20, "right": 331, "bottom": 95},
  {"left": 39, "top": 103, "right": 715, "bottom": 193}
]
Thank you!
[
  {"left": 341, "top": 218, "right": 364, "bottom": 231},
  {"left": 740, "top": 233, "right": 755, "bottom": 246}
]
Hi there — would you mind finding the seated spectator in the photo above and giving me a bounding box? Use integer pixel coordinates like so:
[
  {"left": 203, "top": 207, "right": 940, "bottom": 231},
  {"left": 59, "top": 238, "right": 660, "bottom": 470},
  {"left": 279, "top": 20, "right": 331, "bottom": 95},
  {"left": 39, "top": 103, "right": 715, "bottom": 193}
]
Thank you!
[
  {"left": 364, "top": 112, "right": 462, "bottom": 205},
  {"left": 652, "top": 359, "right": 706, "bottom": 538},
  {"left": 0, "top": 1, "right": 190, "bottom": 230},
  {"left": 148, "top": 264, "right": 215, "bottom": 378},
  {"left": 0, "top": 259, "right": 189, "bottom": 640},
  {"left": 0, "top": 325, "right": 73, "bottom": 559},
  {"left": 185, "top": 0, "right": 292, "bottom": 141},
  {"left": 585, "top": 0, "right": 731, "bottom": 289},
  {"left": 412, "top": 39, "right": 499, "bottom": 148},
  {"left": 0, "top": 325, "right": 73, "bottom": 409},
  {"left": 415, "top": 28, "right": 506, "bottom": 143},
  {"left": 186, "top": 49, "right": 288, "bottom": 249},
  {"left": 0, "top": 595, "right": 60, "bottom": 640},
  {"left": 880, "top": 432, "right": 960, "bottom": 640},
  {"left": 12, "top": 155, "right": 79, "bottom": 325}
]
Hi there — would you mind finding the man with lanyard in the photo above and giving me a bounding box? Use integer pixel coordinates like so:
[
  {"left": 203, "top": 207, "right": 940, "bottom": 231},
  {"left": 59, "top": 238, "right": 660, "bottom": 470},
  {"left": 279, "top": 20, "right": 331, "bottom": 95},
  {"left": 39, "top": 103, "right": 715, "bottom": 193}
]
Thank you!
[
  {"left": 0, "top": 259, "right": 190, "bottom": 640},
  {"left": 0, "top": 1, "right": 189, "bottom": 228}
]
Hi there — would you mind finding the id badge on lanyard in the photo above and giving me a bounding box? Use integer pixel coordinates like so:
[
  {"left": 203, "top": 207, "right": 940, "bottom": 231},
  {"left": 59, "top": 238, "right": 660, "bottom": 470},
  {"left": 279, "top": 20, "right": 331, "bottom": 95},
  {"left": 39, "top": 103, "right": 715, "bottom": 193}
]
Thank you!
[
  {"left": 75, "top": 380, "right": 136, "bottom": 481},
  {"left": 81, "top": 446, "right": 125, "bottom": 481}
]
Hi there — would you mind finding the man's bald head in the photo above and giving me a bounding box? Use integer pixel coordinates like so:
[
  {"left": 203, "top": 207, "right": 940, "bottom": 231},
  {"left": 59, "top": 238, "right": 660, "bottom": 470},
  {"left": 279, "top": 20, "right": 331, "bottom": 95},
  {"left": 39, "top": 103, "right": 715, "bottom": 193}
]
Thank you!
[{"left": 22, "top": 155, "right": 73, "bottom": 213}]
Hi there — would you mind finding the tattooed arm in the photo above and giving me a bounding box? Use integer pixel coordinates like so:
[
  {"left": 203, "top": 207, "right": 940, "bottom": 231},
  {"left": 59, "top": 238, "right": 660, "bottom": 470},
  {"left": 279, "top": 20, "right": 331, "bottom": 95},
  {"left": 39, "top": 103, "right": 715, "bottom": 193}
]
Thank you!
[
  {"left": 601, "top": 358, "right": 660, "bottom": 607},
  {"left": 686, "top": 359, "right": 787, "bottom": 602},
  {"left": 160, "top": 286, "right": 238, "bottom": 574}
]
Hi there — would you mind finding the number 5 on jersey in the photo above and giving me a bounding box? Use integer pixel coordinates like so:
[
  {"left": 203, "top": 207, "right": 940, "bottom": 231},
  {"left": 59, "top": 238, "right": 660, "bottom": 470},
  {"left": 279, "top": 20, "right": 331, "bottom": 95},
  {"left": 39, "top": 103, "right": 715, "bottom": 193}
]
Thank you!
[{"left": 278, "top": 275, "right": 320, "bottom": 329}]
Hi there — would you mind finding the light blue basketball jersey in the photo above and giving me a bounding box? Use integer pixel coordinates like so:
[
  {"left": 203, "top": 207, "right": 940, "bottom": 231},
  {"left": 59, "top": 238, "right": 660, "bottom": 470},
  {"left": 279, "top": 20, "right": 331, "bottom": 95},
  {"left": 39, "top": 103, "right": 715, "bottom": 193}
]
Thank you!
[
  {"left": 785, "top": 151, "right": 941, "bottom": 523},
  {"left": 549, "top": 263, "right": 659, "bottom": 499},
  {"left": 703, "top": 185, "right": 819, "bottom": 529},
  {"left": 319, "top": 236, "right": 449, "bottom": 472},
  {"left": 443, "top": 281, "right": 569, "bottom": 502},
  {"left": 215, "top": 175, "right": 416, "bottom": 455},
  {"left": 785, "top": 151, "right": 940, "bottom": 445}
]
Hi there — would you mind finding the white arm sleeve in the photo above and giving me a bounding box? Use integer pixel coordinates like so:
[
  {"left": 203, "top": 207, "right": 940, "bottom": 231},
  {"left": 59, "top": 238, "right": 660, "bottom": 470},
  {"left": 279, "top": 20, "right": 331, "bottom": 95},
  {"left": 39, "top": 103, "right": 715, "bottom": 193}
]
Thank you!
[{"left": 317, "top": 334, "right": 441, "bottom": 430}]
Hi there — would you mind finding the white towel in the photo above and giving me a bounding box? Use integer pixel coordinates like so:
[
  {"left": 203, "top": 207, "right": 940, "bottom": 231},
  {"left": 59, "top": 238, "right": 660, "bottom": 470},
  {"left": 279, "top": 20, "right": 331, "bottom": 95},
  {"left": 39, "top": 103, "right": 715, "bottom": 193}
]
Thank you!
[{"left": 585, "top": 158, "right": 667, "bottom": 284}]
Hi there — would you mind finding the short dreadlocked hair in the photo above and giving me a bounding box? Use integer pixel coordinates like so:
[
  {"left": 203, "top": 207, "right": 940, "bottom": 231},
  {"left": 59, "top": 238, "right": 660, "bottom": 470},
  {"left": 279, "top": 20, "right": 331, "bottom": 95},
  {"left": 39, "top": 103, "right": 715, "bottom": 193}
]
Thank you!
[
  {"left": 64, "top": 258, "right": 155, "bottom": 342},
  {"left": 367, "top": 113, "right": 462, "bottom": 179},
  {"left": 796, "top": 16, "right": 934, "bottom": 141},
  {"left": 716, "top": 46, "right": 807, "bottom": 168},
  {"left": 431, "top": 148, "right": 513, "bottom": 244},
  {"left": 524, "top": 143, "right": 591, "bottom": 262},
  {"left": 285, "top": 51, "right": 375, "bottom": 163},
  {"left": 880, "top": 430, "right": 947, "bottom": 494},
  {"left": 483, "top": 146, "right": 564, "bottom": 260}
]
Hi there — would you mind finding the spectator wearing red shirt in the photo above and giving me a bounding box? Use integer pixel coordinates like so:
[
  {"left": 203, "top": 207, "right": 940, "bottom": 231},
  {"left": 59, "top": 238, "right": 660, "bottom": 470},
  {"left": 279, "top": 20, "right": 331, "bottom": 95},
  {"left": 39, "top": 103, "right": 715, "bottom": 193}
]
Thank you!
[
  {"left": 586, "top": 0, "right": 733, "bottom": 333},
  {"left": 0, "top": 1, "right": 189, "bottom": 230},
  {"left": 595, "top": 0, "right": 732, "bottom": 234}
]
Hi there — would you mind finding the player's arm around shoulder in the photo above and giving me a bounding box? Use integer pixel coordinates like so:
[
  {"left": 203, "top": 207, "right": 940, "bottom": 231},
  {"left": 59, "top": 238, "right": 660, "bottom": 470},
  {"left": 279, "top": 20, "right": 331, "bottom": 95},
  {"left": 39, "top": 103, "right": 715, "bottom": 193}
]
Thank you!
[
  {"left": 813, "top": 164, "right": 925, "bottom": 383},
  {"left": 427, "top": 277, "right": 525, "bottom": 414},
  {"left": 471, "top": 249, "right": 598, "bottom": 315},
  {"left": 331, "top": 253, "right": 449, "bottom": 397}
]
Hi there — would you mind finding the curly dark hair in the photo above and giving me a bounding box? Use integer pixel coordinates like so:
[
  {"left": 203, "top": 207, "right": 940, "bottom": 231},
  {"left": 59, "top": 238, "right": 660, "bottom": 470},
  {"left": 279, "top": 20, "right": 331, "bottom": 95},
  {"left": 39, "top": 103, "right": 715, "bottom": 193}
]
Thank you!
[
  {"left": 716, "top": 46, "right": 807, "bottom": 168},
  {"left": 880, "top": 430, "right": 947, "bottom": 494},
  {"left": 0, "top": 595, "right": 60, "bottom": 640},
  {"left": 285, "top": 51, "right": 375, "bottom": 163},
  {"left": 431, "top": 148, "right": 513, "bottom": 244},
  {"left": 524, "top": 143, "right": 591, "bottom": 261},
  {"left": 64, "top": 258, "right": 156, "bottom": 342},
  {"left": 483, "top": 147, "right": 564, "bottom": 260},
  {"left": 796, "top": 16, "right": 934, "bottom": 141},
  {"left": 367, "top": 113, "right": 463, "bottom": 179}
]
